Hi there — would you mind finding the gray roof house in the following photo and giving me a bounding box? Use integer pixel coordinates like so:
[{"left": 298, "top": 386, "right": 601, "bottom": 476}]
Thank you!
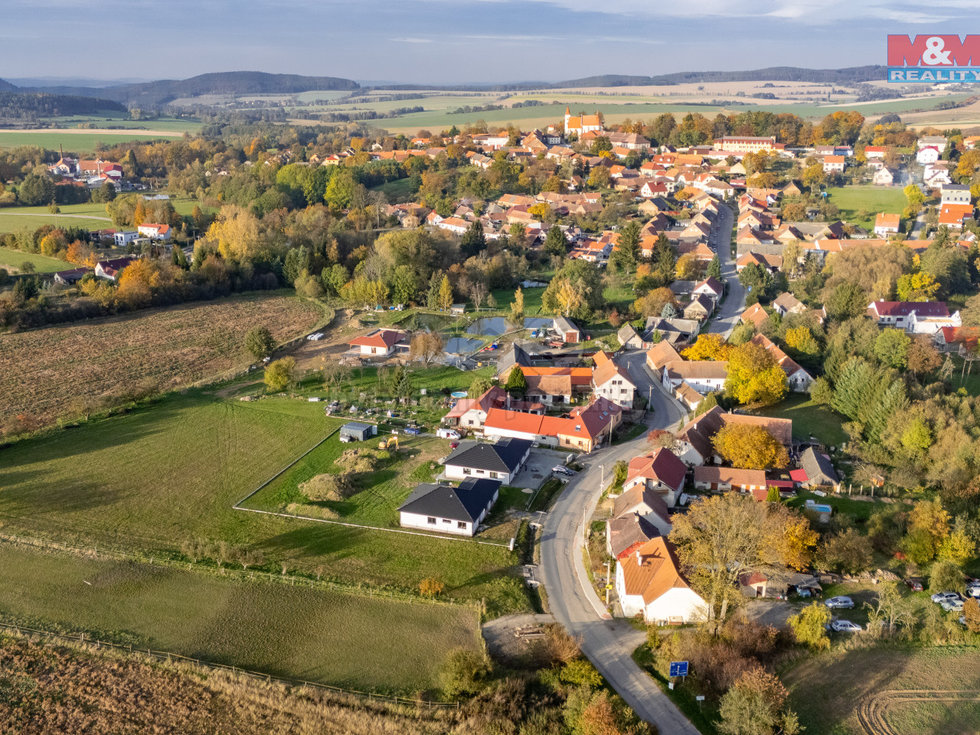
[
  {"left": 799, "top": 447, "right": 839, "bottom": 488},
  {"left": 443, "top": 437, "right": 533, "bottom": 484},
  {"left": 398, "top": 478, "right": 501, "bottom": 536}
]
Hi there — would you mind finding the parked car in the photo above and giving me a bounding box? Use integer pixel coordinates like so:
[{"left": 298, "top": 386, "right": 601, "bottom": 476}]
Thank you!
[
  {"left": 306, "top": 332, "right": 324, "bottom": 341},
  {"left": 941, "top": 598, "right": 965, "bottom": 612},
  {"left": 436, "top": 428, "right": 461, "bottom": 440},
  {"left": 905, "top": 577, "right": 924, "bottom": 592},
  {"left": 931, "top": 592, "right": 961, "bottom": 604},
  {"left": 830, "top": 619, "right": 862, "bottom": 633},
  {"left": 449, "top": 441, "right": 459, "bottom": 450},
  {"left": 825, "top": 596, "right": 854, "bottom": 609},
  {"left": 403, "top": 426, "right": 423, "bottom": 436},
  {"left": 552, "top": 465, "right": 575, "bottom": 476}
]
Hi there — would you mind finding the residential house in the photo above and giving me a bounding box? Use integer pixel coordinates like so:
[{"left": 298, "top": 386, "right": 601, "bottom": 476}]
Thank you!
[
  {"left": 771, "top": 292, "right": 806, "bottom": 317},
  {"left": 693, "top": 466, "right": 768, "bottom": 493},
  {"left": 615, "top": 537, "right": 708, "bottom": 624},
  {"left": 645, "top": 318, "right": 700, "bottom": 345},
  {"left": 94, "top": 256, "right": 135, "bottom": 281},
  {"left": 867, "top": 301, "right": 960, "bottom": 334},
  {"left": 683, "top": 294, "right": 714, "bottom": 322},
  {"left": 916, "top": 146, "right": 940, "bottom": 165},
  {"left": 736, "top": 251, "right": 782, "bottom": 273},
  {"left": 693, "top": 276, "right": 724, "bottom": 305},
  {"left": 622, "top": 447, "right": 688, "bottom": 509},
  {"left": 662, "top": 360, "right": 728, "bottom": 395},
  {"left": 592, "top": 351, "right": 636, "bottom": 409},
  {"left": 113, "top": 231, "right": 139, "bottom": 247},
  {"left": 940, "top": 184, "right": 972, "bottom": 206},
  {"left": 938, "top": 203, "right": 974, "bottom": 229},
  {"left": 398, "top": 478, "right": 501, "bottom": 537},
  {"left": 917, "top": 135, "right": 947, "bottom": 153},
  {"left": 483, "top": 396, "right": 622, "bottom": 452},
  {"left": 740, "top": 302, "right": 771, "bottom": 329},
  {"left": 617, "top": 323, "right": 644, "bottom": 351},
  {"left": 349, "top": 329, "right": 405, "bottom": 357},
  {"left": 750, "top": 334, "right": 814, "bottom": 392},
  {"left": 137, "top": 223, "right": 172, "bottom": 240},
  {"left": 822, "top": 155, "right": 846, "bottom": 174},
  {"left": 53, "top": 267, "right": 91, "bottom": 285},
  {"left": 443, "top": 437, "right": 533, "bottom": 484},
  {"left": 798, "top": 447, "right": 840, "bottom": 488},
  {"left": 674, "top": 407, "right": 791, "bottom": 467},
  {"left": 612, "top": 487, "right": 672, "bottom": 537},
  {"left": 872, "top": 167, "right": 897, "bottom": 186},
  {"left": 873, "top": 213, "right": 901, "bottom": 237},
  {"left": 934, "top": 325, "right": 980, "bottom": 353},
  {"left": 646, "top": 341, "right": 683, "bottom": 372},
  {"left": 442, "top": 386, "right": 543, "bottom": 433},
  {"left": 606, "top": 514, "right": 660, "bottom": 560}
]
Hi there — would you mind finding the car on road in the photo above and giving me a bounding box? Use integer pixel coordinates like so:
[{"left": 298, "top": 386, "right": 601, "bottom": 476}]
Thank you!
[
  {"left": 830, "top": 619, "right": 862, "bottom": 633},
  {"left": 941, "top": 598, "right": 965, "bottom": 612},
  {"left": 825, "top": 596, "right": 855, "bottom": 609},
  {"left": 931, "top": 591, "right": 961, "bottom": 604},
  {"left": 552, "top": 465, "right": 576, "bottom": 476},
  {"left": 403, "top": 426, "right": 423, "bottom": 435}
]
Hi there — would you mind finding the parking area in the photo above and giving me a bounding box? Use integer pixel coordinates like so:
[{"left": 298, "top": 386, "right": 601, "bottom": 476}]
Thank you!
[{"left": 511, "top": 448, "right": 572, "bottom": 490}]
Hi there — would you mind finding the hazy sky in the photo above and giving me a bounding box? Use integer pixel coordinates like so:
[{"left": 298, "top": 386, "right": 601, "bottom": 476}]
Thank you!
[{"left": 2, "top": 0, "right": 976, "bottom": 84}]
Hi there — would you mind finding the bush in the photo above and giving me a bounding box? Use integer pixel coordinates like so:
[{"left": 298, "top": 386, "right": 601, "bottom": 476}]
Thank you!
[
  {"left": 929, "top": 559, "right": 964, "bottom": 594},
  {"left": 818, "top": 528, "right": 873, "bottom": 574},
  {"left": 439, "top": 648, "right": 491, "bottom": 698},
  {"left": 419, "top": 577, "right": 444, "bottom": 598},
  {"left": 558, "top": 659, "right": 602, "bottom": 689},
  {"left": 788, "top": 602, "right": 831, "bottom": 650}
]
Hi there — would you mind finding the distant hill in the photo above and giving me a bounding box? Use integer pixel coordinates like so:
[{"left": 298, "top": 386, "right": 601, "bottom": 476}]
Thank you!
[
  {"left": 0, "top": 91, "right": 126, "bottom": 122},
  {"left": 30, "top": 71, "right": 360, "bottom": 108},
  {"left": 557, "top": 66, "right": 887, "bottom": 87},
  {"left": 0, "top": 78, "right": 18, "bottom": 93}
]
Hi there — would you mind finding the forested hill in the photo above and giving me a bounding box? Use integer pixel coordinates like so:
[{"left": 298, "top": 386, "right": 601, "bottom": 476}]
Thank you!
[
  {"left": 0, "top": 79, "right": 18, "bottom": 92},
  {"left": 28, "top": 72, "right": 360, "bottom": 108},
  {"left": 558, "top": 66, "right": 887, "bottom": 87},
  {"left": 0, "top": 91, "right": 126, "bottom": 122}
]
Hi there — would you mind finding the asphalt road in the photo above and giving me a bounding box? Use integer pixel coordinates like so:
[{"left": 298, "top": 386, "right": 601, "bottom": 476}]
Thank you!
[
  {"left": 706, "top": 202, "right": 745, "bottom": 337},
  {"left": 538, "top": 352, "right": 699, "bottom": 734}
]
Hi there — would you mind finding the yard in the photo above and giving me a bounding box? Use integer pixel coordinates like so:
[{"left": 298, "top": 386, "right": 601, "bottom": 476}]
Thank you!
[
  {"left": 0, "top": 292, "right": 327, "bottom": 435},
  {"left": 756, "top": 394, "right": 848, "bottom": 447},
  {"left": 0, "top": 391, "right": 529, "bottom": 614},
  {"left": 826, "top": 185, "right": 908, "bottom": 232},
  {"left": 0, "top": 246, "right": 73, "bottom": 273},
  {"left": 784, "top": 646, "right": 980, "bottom": 734},
  {"left": 0, "top": 543, "right": 479, "bottom": 693}
]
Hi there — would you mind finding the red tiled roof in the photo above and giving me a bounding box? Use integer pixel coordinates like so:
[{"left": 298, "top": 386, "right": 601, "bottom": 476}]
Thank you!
[{"left": 349, "top": 329, "right": 404, "bottom": 349}]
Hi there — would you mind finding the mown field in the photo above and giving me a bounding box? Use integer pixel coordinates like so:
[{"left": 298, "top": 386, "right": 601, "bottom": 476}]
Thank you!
[
  {"left": 784, "top": 646, "right": 980, "bottom": 734},
  {"left": 0, "top": 292, "right": 325, "bottom": 433},
  {"left": 0, "top": 635, "right": 460, "bottom": 735},
  {"left": 0, "top": 246, "right": 73, "bottom": 273},
  {"left": 0, "top": 544, "right": 478, "bottom": 692},
  {"left": 0, "top": 198, "right": 207, "bottom": 234},
  {"left": 0, "top": 392, "right": 528, "bottom": 613},
  {"left": 827, "top": 185, "right": 908, "bottom": 232},
  {"left": 757, "top": 395, "right": 848, "bottom": 447}
]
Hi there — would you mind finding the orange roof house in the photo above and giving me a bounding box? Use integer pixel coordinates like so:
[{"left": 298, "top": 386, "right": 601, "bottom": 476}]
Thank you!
[
  {"left": 349, "top": 329, "right": 405, "bottom": 357},
  {"left": 615, "top": 537, "right": 707, "bottom": 624}
]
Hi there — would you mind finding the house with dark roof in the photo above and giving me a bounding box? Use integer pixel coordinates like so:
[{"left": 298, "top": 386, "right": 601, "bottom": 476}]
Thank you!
[
  {"left": 622, "top": 448, "right": 688, "bottom": 509},
  {"left": 612, "top": 486, "right": 672, "bottom": 536},
  {"left": 53, "top": 267, "right": 91, "bottom": 285},
  {"left": 443, "top": 437, "right": 532, "bottom": 484},
  {"left": 867, "top": 301, "right": 960, "bottom": 334},
  {"left": 94, "top": 256, "right": 136, "bottom": 281},
  {"left": 617, "top": 323, "right": 644, "bottom": 351},
  {"left": 798, "top": 447, "right": 840, "bottom": 488},
  {"left": 606, "top": 513, "right": 660, "bottom": 559},
  {"left": 397, "top": 477, "right": 501, "bottom": 536}
]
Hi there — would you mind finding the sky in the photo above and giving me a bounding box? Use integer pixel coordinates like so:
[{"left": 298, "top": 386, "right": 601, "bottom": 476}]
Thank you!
[{"left": 1, "top": 0, "right": 977, "bottom": 85}]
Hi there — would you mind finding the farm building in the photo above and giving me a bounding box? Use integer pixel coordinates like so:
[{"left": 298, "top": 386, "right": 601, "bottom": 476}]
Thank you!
[
  {"left": 398, "top": 477, "right": 501, "bottom": 536},
  {"left": 339, "top": 422, "right": 377, "bottom": 442}
]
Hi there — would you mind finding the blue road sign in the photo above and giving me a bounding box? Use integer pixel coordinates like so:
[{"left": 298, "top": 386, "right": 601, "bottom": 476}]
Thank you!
[{"left": 669, "top": 661, "right": 689, "bottom": 677}]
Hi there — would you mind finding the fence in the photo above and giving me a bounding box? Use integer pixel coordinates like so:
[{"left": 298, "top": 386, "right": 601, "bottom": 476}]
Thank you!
[{"left": 0, "top": 621, "right": 460, "bottom": 711}]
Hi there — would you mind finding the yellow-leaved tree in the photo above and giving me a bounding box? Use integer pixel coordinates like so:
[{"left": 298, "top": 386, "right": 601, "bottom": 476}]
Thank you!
[{"left": 725, "top": 342, "right": 787, "bottom": 406}]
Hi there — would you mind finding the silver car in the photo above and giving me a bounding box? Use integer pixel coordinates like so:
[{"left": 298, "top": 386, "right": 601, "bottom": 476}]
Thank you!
[
  {"left": 830, "top": 619, "right": 862, "bottom": 633},
  {"left": 825, "top": 596, "right": 855, "bottom": 609}
]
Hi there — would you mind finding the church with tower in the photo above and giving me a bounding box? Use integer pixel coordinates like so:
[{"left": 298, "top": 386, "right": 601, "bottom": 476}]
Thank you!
[{"left": 563, "top": 107, "right": 604, "bottom": 138}]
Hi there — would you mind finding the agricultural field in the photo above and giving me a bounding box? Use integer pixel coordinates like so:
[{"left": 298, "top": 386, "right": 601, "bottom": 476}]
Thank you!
[
  {"left": 0, "top": 246, "right": 73, "bottom": 273},
  {"left": 0, "top": 129, "right": 186, "bottom": 151},
  {"left": 784, "top": 646, "right": 980, "bottom": 734},
  {"left": 0, "top": 635, "right": 460, "bottom": 735},
  {"left": 827, "top": 185, "right": 908, "bottom": 232},
  {"left": 0, "top": 292, "right": 326, "bottom": 433},
  {"left": 0, "top": 391, "right": 528, "bottom": 613},
  {"left": 0, "top": 544, "right": 479, "bottom": 692}
]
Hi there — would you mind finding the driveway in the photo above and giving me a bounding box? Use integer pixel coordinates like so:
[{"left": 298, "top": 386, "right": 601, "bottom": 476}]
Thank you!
[
  {"left": 538, "top": 359, "right": 699, "bottom": 734},
  {"left": 511, "top": 448, "right": 568, "bottom": 490}
]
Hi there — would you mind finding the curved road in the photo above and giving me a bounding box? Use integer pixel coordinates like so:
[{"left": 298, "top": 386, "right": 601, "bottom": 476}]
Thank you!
[{"left": 538, "top": 353, "right": 698, "bottom": 733}]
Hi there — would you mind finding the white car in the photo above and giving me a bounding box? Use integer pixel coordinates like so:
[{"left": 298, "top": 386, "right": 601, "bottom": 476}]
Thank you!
[
  {"left": 830, "top": 619, "right": 862, "bottom": 633},
  {"left": 306, "top": 332, "right": 324, "bottom": 341},
  {"left": 931, "top": 592, "right": 961, "bottom": 604},
  {"left": 824, "top": 596, "right": 854, "bottom": 609},
  {"left": 941, "top": 598, "right": 965, "bottom": 612},
  {"left": 436, "top": 428, "right": 461, "bottom": 440},
  {"left": 552, "top": 465, "right": 575, "bottom": 476}
]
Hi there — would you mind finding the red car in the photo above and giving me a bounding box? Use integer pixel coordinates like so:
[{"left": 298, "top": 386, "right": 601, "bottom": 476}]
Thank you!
[{"left": 905, "top": 577, "right": 924, "bottom": 592}]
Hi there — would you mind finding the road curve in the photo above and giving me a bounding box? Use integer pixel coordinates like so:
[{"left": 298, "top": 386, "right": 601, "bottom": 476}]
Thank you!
[{"left": 538, "top": 353, "right": 699, "bottom": 734}]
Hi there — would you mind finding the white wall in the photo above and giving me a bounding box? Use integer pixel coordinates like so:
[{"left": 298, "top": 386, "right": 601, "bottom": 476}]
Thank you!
[
  {"left": 644, "top": 588, "right": 709, "bottom": 625},
  {"left": 445, "top": 464, "right": 513, "bottom": 484},
  {"left": 400, "top": 511, "right": 474, "bottom": 536}
]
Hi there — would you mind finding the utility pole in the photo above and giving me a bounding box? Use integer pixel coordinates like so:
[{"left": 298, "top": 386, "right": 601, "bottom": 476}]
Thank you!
[{"left": 605, "top": 560, "right": 611, "bottom": 606}]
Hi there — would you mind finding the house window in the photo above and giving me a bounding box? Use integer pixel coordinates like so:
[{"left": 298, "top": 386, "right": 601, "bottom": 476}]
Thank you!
[
  {"left": 463, "top": 467, "right": 472, "bottom": 474},
  {"left": 427, "top": 517, "right": 436, "bottom": 525},
  {"left": 490, "top": 472, "right": 498, "bottom": 479},
  {"left": 457, "top": 521, "right": 467, "bottom": 529}
]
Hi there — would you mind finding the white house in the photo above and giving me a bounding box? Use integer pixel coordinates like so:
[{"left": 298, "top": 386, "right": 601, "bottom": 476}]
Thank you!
[
  {"left": 397, "top": 478, "right": 500, "bottom": 537},
  {"left": 349, "top": 329, "right": 405, "bottom": 356},
  {"left": 615, "top": 537, "right": 708, "bottom": 625},
  {"left": 442, "top": 438, "right": 532, "bottom": 485},
  {"left": 916, "top": 147, "right": 940, "bottom": 165},
  {"left": 113, "top": 231, "right": 139, "bottom": 247},
  {"left": 621, "top": 447, "right": 688, "bottom": 509},
  {"left": 592, "top": 351, "right": 636, "bottom": 409},
  {"left": 662, "top": 361, "right": 728, "bottom": 395},
  {"left": 137, "top": 223, "right": 172, "bottom": 240}
]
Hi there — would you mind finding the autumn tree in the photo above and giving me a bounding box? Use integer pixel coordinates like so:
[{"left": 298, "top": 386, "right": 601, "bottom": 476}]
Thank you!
[
  {"left": 788, "top": 602, "right": 831, "bottom": 650},
  {"left": 963, "top": 598, "right": 980, "bottom": 634},
  {"left": 675, "top": 253, "right": 700, "bottom": 280},
  {"left": 264, "top": 357, "right": 295, "bottom": 392},
  {"left": 201, "top": 206, "right": 263, "bottom": 261},
  {"left": 713, "top": 424, "right": 788, "bottom": 469},
  {"left": 438, "top": 274, "right": 454, "bottom": 311},
  {"left": 682, "top": 333, "right": 731, "bottom": 361},
  {"left": 896, "top": 271, "right": 940, "bottom": 302},
  {"left": 725, "top": 342, "right": 788, "bottom": 406},
  {"left": 670, "top": 494, "right": 803, "bottom": 633},
  {"left": 542, "top": 259, "right": 603, "bottom": 320},
  {"left": 818, "top": 528, "right": 873, "bottom": 574},
  {"left": 718, "top": 667, "right": 801, "bottom": 735},
  {"left": 410, "top": 331, "right": 444, "bottom": 364},
  {"left": 245, "top": 326, "right": 275, "bottom": 360},
  {"left": 783, "top": 326, "right": 820, "bottom": 359},
  {"left": 902, "top": 498, "right": 951, "bottom": 565},
  {"left": 633, "top": 287, "right": 675, "bottom": 318},
  {"left": 510, "top": 286, "right": 525, "bottom": 324},
  {"left": 906, "top": 335, "right": 942, "bottom": 378}
]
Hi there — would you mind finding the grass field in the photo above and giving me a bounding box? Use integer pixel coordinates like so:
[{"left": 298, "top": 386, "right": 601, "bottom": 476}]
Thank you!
[
  {"left": 369, "top": 177, "right": 417, "bottom": 202},
  {"left": 0, "top": 543, "right": 479, "bottom": 692},
  {"left": 827, "top": 185, "right": 908, "bottom": 232},
  {"left": 0, "top": 292, "right": 325, "bottom": 433},
  {"left": 0, "top": 391, "right": 528, "bottom": 613},
  {"left": 757, "top": 394, "right": 848, "bottom": 447},
  {"left": 0, "top": 246, "right": 73, "bottom": 273},
  {"left": 0, "top": 198, "right": 207, "bottom": 234},
  {"left": 784, "top": 646, "right": 980, "bottom": 734},
  {"left": 0, "top": 130, "right": 185, "bottom": 151}
]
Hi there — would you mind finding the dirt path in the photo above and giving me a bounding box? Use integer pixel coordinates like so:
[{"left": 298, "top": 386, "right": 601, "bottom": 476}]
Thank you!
[{"left": 858, "top": 690, "right": 980, "bottom": 735}]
